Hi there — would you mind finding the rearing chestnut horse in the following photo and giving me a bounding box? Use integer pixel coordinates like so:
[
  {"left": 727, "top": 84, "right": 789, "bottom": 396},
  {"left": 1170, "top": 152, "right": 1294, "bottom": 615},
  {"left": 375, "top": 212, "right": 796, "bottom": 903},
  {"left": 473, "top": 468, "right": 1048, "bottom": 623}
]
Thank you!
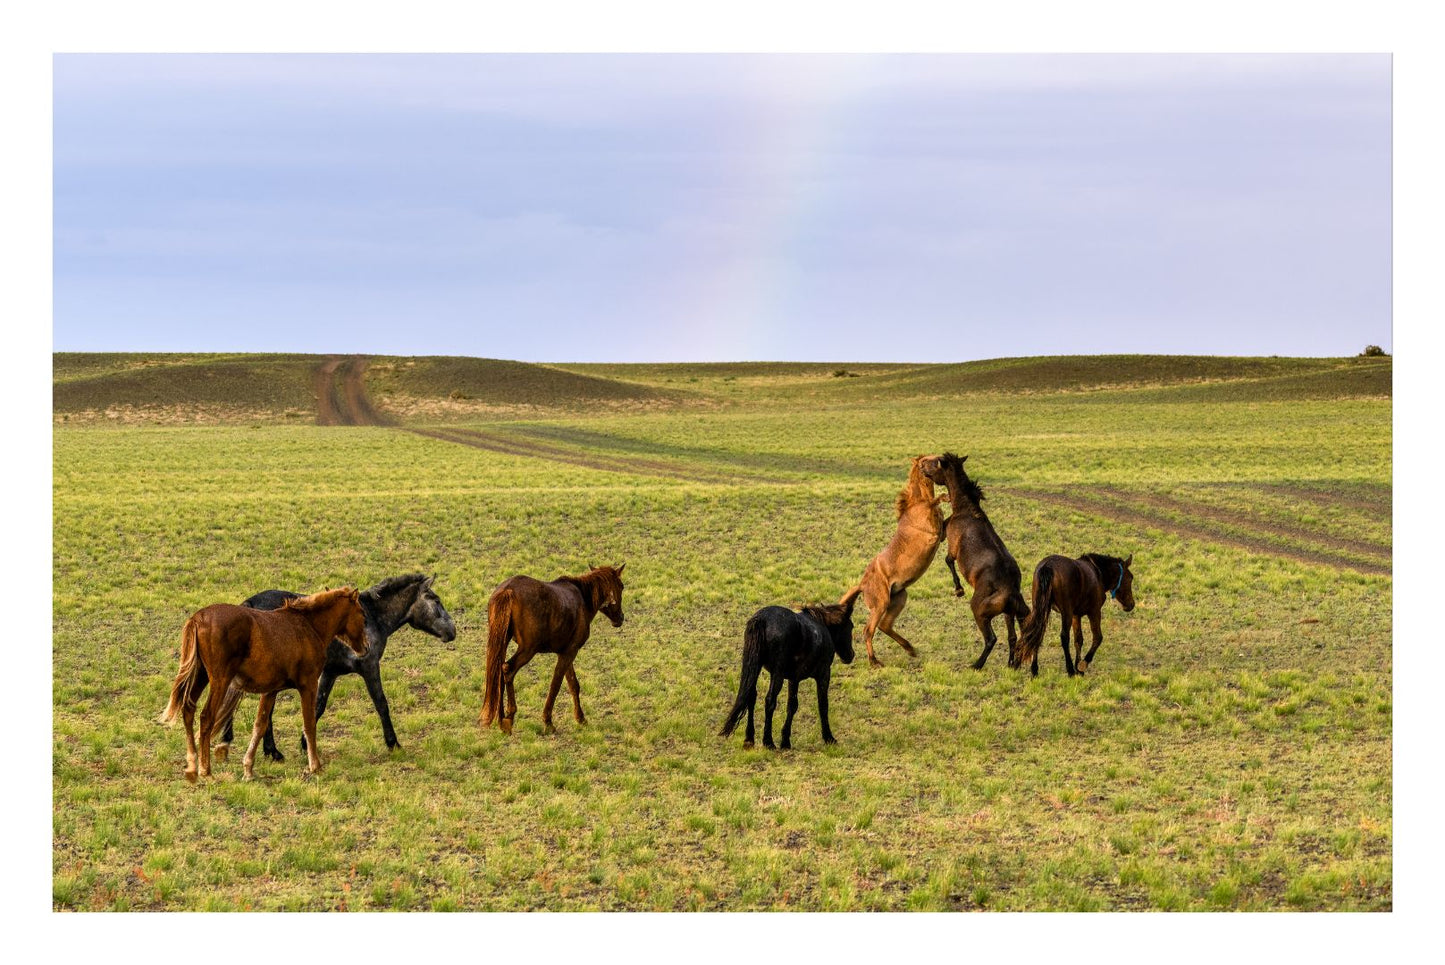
[
  {"left": 481, "top": 564, "right": 626, "bottom": 735},
  {"left": 1012, "top": 553, "right": 1135, "bottom": 676},
  {"left": 921, "top": 453, "right": 1030, "bottom": 669},
  {"left": 159, "top": 587, "right": 368, "bottom": 781},
  {"left": 840, "top": 455, "right": 946, "bottom": 666}
]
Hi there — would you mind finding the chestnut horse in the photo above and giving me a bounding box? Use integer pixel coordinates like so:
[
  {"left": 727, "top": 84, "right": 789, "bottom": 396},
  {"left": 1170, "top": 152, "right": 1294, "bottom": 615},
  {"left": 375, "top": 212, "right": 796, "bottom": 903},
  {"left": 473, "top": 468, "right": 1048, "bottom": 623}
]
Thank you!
[
  {"left": 160, "top": 587, "right": 368, "bottom": 781},
  {"left": 840, "top": 455, "right": 946, "bottom": 666},
  {"left": 1012, "top": 553, "right": 1135, "bottom": 676},
  {"left": 480, "top": 564, "right": 626, "bottom": 735},
  {"left": 920, "top": 453, "right": 1030, "bottom": 670}
]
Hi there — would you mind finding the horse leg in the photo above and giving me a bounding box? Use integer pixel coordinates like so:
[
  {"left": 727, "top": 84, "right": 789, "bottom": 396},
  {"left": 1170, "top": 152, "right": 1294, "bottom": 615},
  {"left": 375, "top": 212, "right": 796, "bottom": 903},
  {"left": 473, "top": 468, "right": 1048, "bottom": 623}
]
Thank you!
[
  {"left": 542, "top": 657, "right": 567, "bottom": 735},
  {"left": 216, "top": 708, "right": 234, "bottom": 763},
  {"left": 299, "top": 678, "right": 322, "bottom": 776},
  {"left": 1080, "top": 612, "right": 1104, "bottom": 672},
  {"left": 300, "top": 669, "right": 338, "bottom": 754},
  {"left": 1060, "top": 615, "right": 1076, "bottom": 676},
  {"left": 243, "top": 692, "right": 277, "bottom": 780},
  {"left": 181, "top": 691, "right": 201, "bottom": 783},
  {"left": 196, "top": 673, "right": 230, "bottom": 779},
  {"left": 780, "top": 679, "right": 800, "bottom": 750},
  {"left": 564, "top": 664, "right": 586, "bottom": 725},
  {"left": 762, "top": 672, "right": 784, "bottom": 750},
  {"left": 879, "top": 589, "right": 918, "bottom": 657},
  {"left": 744, "top": 678, "right": 757, "bottom": 749},
  {"left": 1071, "top": 615, "right": 1085, "bottom": 673},
  {"left": 862, "top": 589, "right": 886, "bottom": 667},
  {"left": 501, "top": 649, "right": 536, "bottom": 736},
  {"left": 817, "top": 669, "right": 836, "bottom": 744},
  {"left": 357, "top": 666, "right": 400, "bottom": 749},
  {"left": 1005, "top": 612, "right": 1019, "bottom": 668},
  {"left": 971, "top": 597, "right": 999, "bottom": 670},
  {"left": 946, "top": 555, "right": 965, "bottom": 597}
]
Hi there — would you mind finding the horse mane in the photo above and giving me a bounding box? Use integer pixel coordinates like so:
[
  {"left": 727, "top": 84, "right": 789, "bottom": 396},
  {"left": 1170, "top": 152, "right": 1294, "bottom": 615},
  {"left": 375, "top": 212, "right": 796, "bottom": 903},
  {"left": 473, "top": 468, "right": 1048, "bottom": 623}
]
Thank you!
[
  {"left": 894, "top": 458, "right": 936, "bottom": 518},
  {"left": 940, "top": 452, "right": 985, "bottom": 508},
  {"left": 1080, "top": 553, "right": 1123, "bottom": 580},
  {"left": 281, "top": 587, "right": 356, "bottom": 612},
  {"left": 559, "top": 565, "right": 623, "bottom": 605},
  {"left": 363, "top": 573, "right": 427, "bottom": 600},
  {"left": 801, "top": 602, "right": 850, "bottom": 626}
]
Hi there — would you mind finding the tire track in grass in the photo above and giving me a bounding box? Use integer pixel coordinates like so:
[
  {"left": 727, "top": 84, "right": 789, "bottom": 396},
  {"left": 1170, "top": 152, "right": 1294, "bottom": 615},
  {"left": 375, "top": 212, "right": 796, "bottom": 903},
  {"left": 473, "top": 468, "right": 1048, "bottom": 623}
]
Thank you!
[
  {"left": 313, "top": 358, "right": 347, "bottom": 425},
  {"left": 405, "top": 425, "right": 767, "bottom": 484},
  {"left": 1012, "top": 487, "right": 1392, "bottom": 577},
  {"left": 1231, "top": 482, "right": 1392, "bottom": 519}
]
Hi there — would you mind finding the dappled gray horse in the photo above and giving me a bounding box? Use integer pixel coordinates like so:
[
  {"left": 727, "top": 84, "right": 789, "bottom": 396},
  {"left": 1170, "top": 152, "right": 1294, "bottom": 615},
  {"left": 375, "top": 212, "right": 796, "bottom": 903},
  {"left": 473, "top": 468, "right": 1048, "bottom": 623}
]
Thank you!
[{"left": 217, "top": 574, "right": 457, "bottom": 760}]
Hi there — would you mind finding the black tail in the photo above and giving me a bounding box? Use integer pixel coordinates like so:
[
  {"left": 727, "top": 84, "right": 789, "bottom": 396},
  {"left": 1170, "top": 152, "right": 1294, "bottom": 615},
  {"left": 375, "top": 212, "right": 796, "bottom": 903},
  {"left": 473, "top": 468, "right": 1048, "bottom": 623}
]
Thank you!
[
  {"left": 1014, "top": 567, "right": 1054, "bottom": 669},
  {"left": 720, "top": 615, "right": 766, "bottom": 737}
]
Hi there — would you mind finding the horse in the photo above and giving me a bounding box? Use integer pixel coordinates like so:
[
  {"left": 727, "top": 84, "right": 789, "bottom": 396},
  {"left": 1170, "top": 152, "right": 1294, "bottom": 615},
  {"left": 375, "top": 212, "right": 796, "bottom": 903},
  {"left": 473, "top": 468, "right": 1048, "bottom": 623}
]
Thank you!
[
  {"left": 159, "top": 587, "right": 368, "bottom": 781},
  {"left": 1012, "top": 553, "right": 1135, "bottom": 676},
  {"left": 920, "top": 453, "right": 1031, "bottom": 669},
  {"left": 480, "top": 564, "right": 626, "bottom": 735},
  {"left": 215, "top": 574, "right": 457, "bottom": 762},
  {"left": 719, "top": 599, "right": 855, "bottom": 750},
  {"left": 839, "top": 455, "right": 947, "bottom": 666}
]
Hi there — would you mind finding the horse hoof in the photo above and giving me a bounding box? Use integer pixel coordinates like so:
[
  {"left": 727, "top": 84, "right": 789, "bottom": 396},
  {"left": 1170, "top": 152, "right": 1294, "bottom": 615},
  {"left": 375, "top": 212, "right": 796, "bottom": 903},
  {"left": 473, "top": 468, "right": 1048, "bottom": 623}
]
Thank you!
[
  {"left": 868, "top": 657, "right": 884, "bottom": 668},
  {"left": 543, "top": 724, "right": 556, "bottom": 736},
  {"left": 184, "top": 770, "right": 197, "bottom": 784},
  {"left": 953, "top": 588, "right": 965, "bottom": 598},
  {"left": 823, "top": 737, "right": 837, "bottom": 745},
  {"left": 213, "top": 745, "right": 229, "bottom": 762},
  {"left": 499, "top": 720, "right": 513, "bottom": 736},
  {"left": 242, "top": 770, "right": 254, "bottom": 782},
  {"left": 743, "top": 740, "right": 754, "bottom": 749}
]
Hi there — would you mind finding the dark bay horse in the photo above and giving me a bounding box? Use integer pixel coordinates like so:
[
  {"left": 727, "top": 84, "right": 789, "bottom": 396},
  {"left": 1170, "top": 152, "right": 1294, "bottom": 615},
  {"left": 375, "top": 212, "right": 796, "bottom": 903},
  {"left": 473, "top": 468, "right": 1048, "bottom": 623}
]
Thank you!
[
  {"left": 840, "top": 455, "right": 947, "bottom": 666},
  {"left": 480, "top": 564, "right": 626, "bottom": 735},
  {"left": 719, "top": 599, "right": 855, "bottom": 750},
  {"left": 160, "top": 588, "right": 368, "bottom": 780},
  {"left": 921, "top": 453, "right": 1030, "bottom": 669},
  {"left": 217, "top": 574, "right": 457, "bottom": 762},
  {"left": 1012, "top": 553, "right": 1135, "bottom": 676}
]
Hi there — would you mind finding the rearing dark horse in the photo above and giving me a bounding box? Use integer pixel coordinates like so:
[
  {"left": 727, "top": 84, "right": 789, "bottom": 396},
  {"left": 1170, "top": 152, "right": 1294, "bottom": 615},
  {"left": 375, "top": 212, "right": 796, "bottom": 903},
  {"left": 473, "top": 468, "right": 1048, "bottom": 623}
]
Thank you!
[
  {"left": 1013, "top": 553, "right": 1135, "bottom": 676},
  {"left": 481, "top": 564, "right": 626, "bottom": 736},
  {"left": 217, "top": 574, "right": 456, "bottom": 761},
  {"left": 920, "top": 453, "right": 1030, "bottom": 669}
]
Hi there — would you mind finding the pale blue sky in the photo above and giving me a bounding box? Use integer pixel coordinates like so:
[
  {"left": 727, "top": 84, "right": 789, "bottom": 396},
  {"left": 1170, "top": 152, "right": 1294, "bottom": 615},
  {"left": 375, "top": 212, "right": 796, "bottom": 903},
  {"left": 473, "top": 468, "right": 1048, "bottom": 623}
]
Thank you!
[{"left": 52, "top": 53, "right": 1391, "bottom": 361}]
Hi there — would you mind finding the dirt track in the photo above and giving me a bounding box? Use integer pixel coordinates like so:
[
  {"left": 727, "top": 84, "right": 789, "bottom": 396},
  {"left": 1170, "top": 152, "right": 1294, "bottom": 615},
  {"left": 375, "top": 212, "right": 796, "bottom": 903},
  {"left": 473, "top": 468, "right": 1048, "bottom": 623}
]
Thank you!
[
  {"left": 1012, "top": 486, "right": 1391, "bottom": 577},
  {"left": 314, "top": 356, "right": 390, "bottom": 426}
]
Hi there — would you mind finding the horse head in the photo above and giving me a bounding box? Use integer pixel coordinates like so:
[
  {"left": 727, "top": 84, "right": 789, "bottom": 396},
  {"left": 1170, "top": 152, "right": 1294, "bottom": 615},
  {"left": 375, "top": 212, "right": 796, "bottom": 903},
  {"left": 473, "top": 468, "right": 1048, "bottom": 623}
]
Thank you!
[
  {"left": 593, "top": 562, "right": 626, "bottom": 628},
  {"left": 407, "top": 575, "right": 458, "bottom": 642},
  {"left": 1114, "top": 554, "right": 1136, "bottom": 612},
  {"left": 806, "top": 600, "right": 856, "bottom": 665}
]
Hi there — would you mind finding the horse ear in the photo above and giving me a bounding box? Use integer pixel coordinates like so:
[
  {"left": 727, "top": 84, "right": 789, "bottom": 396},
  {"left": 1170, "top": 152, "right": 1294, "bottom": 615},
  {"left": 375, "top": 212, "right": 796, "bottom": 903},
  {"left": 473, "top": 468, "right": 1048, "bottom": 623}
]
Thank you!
[
  {"left": 423, "top": 575, "right": 435, "bottom": 588},
  {"left": 960, "top": 454, "right": 968, "bottom": 463},
  {"left": 1124, "top": 554, "right": 1133, "bottom": 568},
  {"left": 615, "top": 562, "right": 625, "bottom": 575}
]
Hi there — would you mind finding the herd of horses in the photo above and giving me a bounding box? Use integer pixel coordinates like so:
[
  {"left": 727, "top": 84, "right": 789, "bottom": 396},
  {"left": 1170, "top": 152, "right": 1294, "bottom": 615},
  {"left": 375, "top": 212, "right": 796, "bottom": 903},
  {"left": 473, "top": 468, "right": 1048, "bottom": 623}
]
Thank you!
[{"left": 160, "top": 452, "right": 1135, "bottom": 780}]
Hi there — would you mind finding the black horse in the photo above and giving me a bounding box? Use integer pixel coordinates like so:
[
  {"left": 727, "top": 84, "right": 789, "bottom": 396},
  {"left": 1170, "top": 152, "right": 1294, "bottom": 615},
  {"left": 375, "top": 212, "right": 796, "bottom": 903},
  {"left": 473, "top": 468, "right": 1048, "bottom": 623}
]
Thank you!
[
  {"left": 719, "top": 599, "right": 855, "bottom": 750},
  {"left": 920, "top": 453, "right": 1031, "bottom": 670},
  {"left": 217, "top": 574, "right": 457, "bottom": 761}
]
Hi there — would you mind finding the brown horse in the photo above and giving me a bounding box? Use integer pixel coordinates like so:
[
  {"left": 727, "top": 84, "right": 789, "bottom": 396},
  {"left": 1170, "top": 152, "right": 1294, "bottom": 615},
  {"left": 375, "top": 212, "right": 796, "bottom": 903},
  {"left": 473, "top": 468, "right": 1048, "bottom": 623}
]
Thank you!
[
  {"left": 840, "top": 455, "right": 946, "bottom": 666},
  {"left": 480, "top": 564, "right": 626, "bottom": 735},
  {"left": 920, "top": 453, "right": 1031, "bottom": 670},
  {"left": 1012, "top": 553, "right": 1135, "bottom": 676},
  {"left": 160, "top": 587, "right": 368, "bottom": 781}
]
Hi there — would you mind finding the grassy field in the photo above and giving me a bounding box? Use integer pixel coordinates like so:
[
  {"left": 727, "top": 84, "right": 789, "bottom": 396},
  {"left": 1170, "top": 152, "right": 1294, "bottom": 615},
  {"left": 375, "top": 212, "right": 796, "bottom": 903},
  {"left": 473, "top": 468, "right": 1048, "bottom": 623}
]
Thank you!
[{"left": 52, "top": 354, "right": 1391, "bottom": 911}]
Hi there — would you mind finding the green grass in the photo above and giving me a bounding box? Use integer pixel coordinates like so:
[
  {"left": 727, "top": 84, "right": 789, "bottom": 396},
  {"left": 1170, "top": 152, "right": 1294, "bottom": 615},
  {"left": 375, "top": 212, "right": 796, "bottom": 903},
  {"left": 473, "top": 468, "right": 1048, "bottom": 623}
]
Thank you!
[{"left": 52, "top": 356, "right": 1391, "bottom": 910}]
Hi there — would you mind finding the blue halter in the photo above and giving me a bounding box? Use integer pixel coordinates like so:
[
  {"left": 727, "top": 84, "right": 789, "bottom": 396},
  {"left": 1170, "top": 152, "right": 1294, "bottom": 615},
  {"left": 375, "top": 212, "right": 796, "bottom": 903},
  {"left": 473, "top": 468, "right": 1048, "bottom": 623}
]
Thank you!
[{"left": 1109, "top": 562, "right": 1125, "bottom": 599}]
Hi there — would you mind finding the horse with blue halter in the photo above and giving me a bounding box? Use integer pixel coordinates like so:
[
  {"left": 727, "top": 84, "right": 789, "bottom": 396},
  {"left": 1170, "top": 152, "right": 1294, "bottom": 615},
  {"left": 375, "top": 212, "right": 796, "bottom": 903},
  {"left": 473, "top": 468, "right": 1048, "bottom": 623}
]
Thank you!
[
  {"left": 1012, "top": 553, "right": 1135, "bottom": 676},
  {"left": 215, "top": 574, "right": 456, "bottom": 762}
]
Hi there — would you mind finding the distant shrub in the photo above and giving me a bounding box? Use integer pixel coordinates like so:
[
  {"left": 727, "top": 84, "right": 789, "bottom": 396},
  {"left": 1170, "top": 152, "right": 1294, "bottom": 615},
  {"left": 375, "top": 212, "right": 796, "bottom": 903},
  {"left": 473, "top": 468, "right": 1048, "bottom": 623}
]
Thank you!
[
  {"left": 832, "top": 368, "right": 859, "bottom": 378},
  {"left": 448, "top": 389, "right": 472, "bottom": 400},
  {"left": 1360, "top": 345, "right": 1387, "bottom": 357}
]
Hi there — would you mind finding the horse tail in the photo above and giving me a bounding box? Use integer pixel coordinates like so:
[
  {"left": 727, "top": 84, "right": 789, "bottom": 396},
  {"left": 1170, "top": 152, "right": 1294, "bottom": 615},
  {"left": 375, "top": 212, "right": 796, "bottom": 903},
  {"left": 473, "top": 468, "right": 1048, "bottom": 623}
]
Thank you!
[
  {"left": 159, "top": 616, "right": 202, "bottom": 724},
  {"left": 481, "top": 589, "right": 515, "bottom": 727},
  {"left": 1014, "top": 567, "right": 1055, "bottom": 669},
  {"left": 720, "top": 614, "right": 766, "bottom": 737},
  {"left": 838, "top": 584, "right": 863, "bottom": 609}
]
